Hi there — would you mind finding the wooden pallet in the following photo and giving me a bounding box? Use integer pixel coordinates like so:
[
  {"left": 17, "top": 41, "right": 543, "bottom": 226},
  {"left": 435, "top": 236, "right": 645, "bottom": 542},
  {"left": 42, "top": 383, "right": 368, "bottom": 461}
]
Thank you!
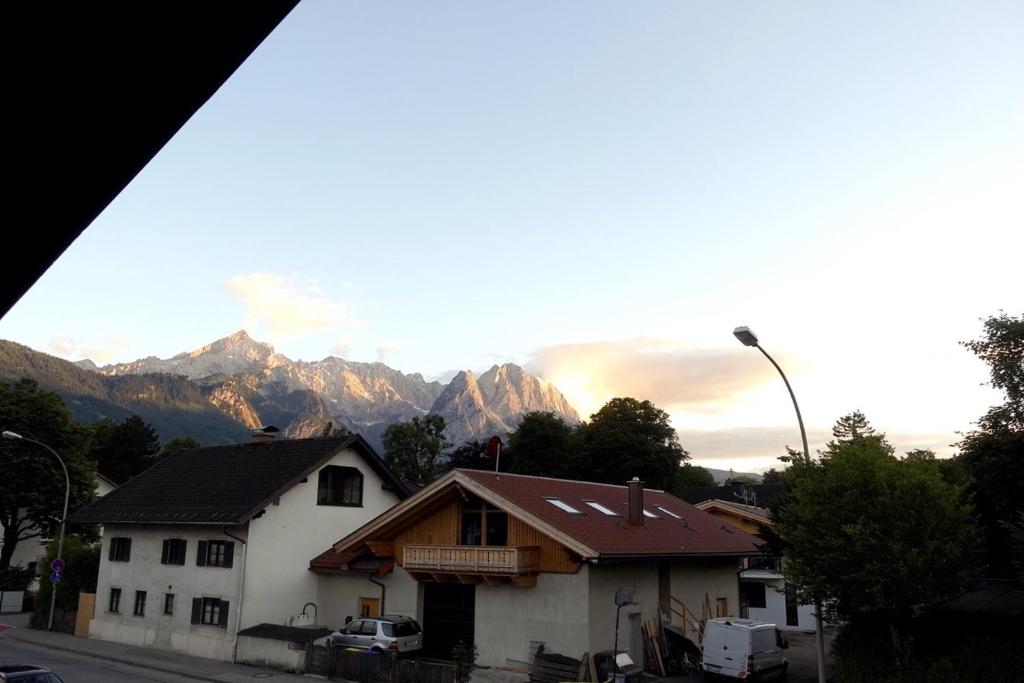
[{"left": 528, "top": 645, "right": 584, "bottom": 683}]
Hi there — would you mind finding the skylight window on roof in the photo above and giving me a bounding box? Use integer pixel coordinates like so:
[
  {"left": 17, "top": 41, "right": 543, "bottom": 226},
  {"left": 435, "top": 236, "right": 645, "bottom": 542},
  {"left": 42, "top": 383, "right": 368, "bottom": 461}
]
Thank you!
[
  {"left": 584, "top": 501, "right": 619, "bottom": 516},
  {"left": 545, "top": 497, "right": 582, "bottom": 514},
  {"left": 656, "top": 506, "right": 682, "bottom": 519},
  {"left": 642, "top": 509, "right": 658, "bottom": 518}
]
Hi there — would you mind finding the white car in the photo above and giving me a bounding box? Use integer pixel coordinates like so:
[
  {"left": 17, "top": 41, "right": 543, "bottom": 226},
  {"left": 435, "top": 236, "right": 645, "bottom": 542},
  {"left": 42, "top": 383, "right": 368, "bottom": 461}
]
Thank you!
[{"left": 701, "top": 618, "right": 789, "bottom": 680}]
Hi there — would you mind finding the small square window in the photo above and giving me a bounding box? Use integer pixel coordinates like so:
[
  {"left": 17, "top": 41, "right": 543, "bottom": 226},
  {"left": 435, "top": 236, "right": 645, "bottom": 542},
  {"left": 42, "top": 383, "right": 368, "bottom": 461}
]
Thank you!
[
  {"left": 317, "top": 466, "right": 363, "bottom": 506},
  {"left": 161, "top": 539, "right": 187, "bottom": 565},
  {"left": 109, "top": 537, "right": 132, "bottom": 562},
  {"left": 164, "top": 593, "right": 175, "bottom": 616}
]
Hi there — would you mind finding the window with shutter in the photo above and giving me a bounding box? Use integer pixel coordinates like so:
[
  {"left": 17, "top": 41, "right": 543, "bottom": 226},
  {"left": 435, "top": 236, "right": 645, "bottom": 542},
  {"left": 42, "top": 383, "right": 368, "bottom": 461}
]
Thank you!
[
  {"left": 196, "top": 541, "right": 208, "bottom": 566},
  {"left": 200, "top": 540, "right": 233, "bottom": 568},
  {"left": 191, "top": 597, "right": 202, "bottom": 624}
]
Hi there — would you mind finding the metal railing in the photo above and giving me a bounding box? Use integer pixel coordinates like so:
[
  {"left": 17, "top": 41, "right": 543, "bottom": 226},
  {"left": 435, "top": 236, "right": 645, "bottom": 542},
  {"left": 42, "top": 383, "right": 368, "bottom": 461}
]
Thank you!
[
  {"left": 403, "top": 545, "right": 540, "bottom": 575},
  {"left": 307, "top": 647, "right": 457, "bottom": 683}
]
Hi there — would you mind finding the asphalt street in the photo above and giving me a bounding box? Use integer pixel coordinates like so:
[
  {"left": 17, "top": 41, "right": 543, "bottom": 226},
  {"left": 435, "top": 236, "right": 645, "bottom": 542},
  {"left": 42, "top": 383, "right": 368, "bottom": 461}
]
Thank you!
[{"left": 0, "top": 637, "right": 201, "bottom": 683}]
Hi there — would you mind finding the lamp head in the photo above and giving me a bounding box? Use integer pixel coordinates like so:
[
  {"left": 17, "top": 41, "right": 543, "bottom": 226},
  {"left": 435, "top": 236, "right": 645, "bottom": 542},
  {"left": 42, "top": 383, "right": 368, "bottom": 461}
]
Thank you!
[
  {"left": 733, "top": 326, "right": 759, "bottom": 347},
  {"left": 2, "top": 430, "right": 23, "bottom": 440}
]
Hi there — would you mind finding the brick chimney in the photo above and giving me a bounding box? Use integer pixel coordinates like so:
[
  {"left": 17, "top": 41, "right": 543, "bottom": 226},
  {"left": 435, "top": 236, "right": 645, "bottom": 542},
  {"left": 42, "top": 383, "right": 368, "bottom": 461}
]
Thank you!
[
  {"left": 627, "top": 476, "right": 644, "bottom": 527},
  {"left": 249, "top": 425, "right": 280, "bottom": 443}
]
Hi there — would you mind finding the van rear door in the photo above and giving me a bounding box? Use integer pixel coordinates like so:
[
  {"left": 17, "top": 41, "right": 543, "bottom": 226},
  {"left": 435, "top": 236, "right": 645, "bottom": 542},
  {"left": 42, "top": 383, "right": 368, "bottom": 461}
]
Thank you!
[{"left": 721, "top": 625, "right": 749, "bottom": 678}]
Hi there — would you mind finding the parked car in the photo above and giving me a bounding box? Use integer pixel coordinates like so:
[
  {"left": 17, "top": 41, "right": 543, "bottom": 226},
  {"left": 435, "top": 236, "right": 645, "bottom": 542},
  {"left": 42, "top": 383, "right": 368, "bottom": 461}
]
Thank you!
[
  {"left": 315, "top": 616, "right": 423, "bottom": 654},
  {"left": 0, "top": 665, "right": 65, "bottom": 682},
  {"left": 701, "top": 618, "right": 788, "bottom": 680}
]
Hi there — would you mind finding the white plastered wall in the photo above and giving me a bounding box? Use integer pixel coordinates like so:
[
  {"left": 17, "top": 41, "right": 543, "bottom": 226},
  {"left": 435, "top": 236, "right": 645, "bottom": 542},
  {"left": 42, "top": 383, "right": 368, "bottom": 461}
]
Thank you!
[
  {"left": 89, "top": 524, "right": 247, "bottom": 661},
  {"left": 241, "top": 447, "right": 402, "bottom": 629}
]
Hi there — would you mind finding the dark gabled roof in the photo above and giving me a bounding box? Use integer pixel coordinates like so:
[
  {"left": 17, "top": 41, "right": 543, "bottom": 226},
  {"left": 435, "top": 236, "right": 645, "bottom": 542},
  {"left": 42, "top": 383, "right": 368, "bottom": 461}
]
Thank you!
[
  {"left": 70, "top": 434, "right": 408, "bottom": 526},
  {"left": 680, "top": 483, "right": 785, "bottom": 509}
]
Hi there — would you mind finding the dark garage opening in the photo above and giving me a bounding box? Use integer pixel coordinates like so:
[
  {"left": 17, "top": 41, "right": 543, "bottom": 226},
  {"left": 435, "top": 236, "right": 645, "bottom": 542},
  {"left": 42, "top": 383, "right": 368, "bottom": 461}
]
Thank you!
[{"left": 422, "top": 582, "right": 475, "bottom": 660}]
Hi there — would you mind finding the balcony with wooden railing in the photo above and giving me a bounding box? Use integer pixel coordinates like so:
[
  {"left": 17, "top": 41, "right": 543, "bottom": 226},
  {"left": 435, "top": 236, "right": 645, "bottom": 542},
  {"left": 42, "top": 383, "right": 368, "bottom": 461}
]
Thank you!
[{"left": 403, "top": 545, "right": 541, "bottom": 587}]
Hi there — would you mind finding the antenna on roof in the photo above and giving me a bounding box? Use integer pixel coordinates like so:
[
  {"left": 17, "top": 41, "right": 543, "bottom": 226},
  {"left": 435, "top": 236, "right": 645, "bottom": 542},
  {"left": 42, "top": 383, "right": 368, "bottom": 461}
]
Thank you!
[{"left": 485, "top": 435, "right": 503, "bottom": 474}]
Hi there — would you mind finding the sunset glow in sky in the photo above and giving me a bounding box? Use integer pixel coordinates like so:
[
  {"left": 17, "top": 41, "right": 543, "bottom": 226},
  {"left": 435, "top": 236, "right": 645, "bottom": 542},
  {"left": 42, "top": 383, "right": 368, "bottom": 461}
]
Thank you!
[{"left": 2, "top": 1, "right": 1020, "bottom": 471}]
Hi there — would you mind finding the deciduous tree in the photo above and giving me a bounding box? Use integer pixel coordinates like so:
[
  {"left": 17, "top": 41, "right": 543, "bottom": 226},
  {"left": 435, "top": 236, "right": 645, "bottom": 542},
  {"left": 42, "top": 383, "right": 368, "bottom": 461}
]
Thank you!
[
  {"left": 382, "top": 415, "right": 449, "bottom": 487},
  {"left": 0, "top": 379, "right": 96, "bottom": 569},
  {"left": 774, "top": 413, "right": 977, "bottom": 654}
]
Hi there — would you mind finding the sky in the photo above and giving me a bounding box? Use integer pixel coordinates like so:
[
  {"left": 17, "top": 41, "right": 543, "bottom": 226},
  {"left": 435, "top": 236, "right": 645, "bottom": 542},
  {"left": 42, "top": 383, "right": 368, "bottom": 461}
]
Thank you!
[{"left": 2, "top": 1, "right": 1021, "bottom": 472}]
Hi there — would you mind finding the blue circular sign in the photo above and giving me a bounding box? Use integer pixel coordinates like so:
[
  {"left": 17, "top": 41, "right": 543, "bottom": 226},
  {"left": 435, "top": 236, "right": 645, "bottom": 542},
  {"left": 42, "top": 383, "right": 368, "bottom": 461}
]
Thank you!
[{"left": 50, "top": 571, "right": 63, "bottom": 584}]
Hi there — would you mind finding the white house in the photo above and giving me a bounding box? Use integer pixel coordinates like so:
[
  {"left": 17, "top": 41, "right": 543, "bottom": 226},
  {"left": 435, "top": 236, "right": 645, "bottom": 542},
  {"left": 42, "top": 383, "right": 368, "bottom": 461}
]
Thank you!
[
  {"left": 693, "top": 498, "right": 818, "bottom": 631},
  {"left": 69, "top": 432, "right": 409, "bottom": 662},
  {"left": 312, "top": 470, "right": 762, "bottom": 668}
]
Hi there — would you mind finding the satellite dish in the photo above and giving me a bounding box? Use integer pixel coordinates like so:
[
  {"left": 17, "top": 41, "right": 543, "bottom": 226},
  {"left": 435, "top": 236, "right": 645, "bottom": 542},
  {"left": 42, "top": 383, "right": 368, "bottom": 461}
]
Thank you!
[{"left": 485, "top": 435, "right": 503, "bottom": 459}]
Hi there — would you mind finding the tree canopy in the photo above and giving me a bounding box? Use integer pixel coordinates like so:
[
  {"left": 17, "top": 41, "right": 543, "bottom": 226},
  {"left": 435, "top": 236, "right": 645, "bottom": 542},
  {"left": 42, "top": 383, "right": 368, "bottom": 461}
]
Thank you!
[
  {"left": 576, "top": 398, "right": 689, "bottom": 490},
  {"left": 506, "top": 411, "right": 578, "bottom": 478},
  {"left": 382, "top": 414, "right": 450, "bottom": 488},
  {"left": 84, "top": 414, "right": 161, "bottom": 484},
  {"left": 773, "top": 412, "right": 977, "bottom": 651},
  {"left": 957, "top": 311, "right": 1024, "bottom": 576},
  {"left": 0, "top": 379, "right": 97, "bottom": 569}
]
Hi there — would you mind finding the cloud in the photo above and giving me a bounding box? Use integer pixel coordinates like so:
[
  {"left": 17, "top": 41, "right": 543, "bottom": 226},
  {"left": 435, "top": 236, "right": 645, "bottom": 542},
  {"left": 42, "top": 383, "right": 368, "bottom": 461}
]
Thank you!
[
  {"left": 47, "top": 336, "right": 131, "bottom": 364},
  {"left": 525, "top": 338, "right": 781, "bottom": 418},
  {"left": 330, "top": 339, "right": 352, "bottom": 357},
  {"left": 376, "top": 344, "right": 401, "bottom": 362},
  {"left": 680, "top": 426, "right": 957, "bottom": 471},
  {"left": 225, "top": 273, "right": 362, "bottom": 340}
]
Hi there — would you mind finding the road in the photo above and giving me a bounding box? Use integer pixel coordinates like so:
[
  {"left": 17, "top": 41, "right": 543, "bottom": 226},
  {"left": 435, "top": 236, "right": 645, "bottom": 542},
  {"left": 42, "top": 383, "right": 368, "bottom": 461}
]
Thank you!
[{"left": 0, "top": 637, "right": 200, "bottom": 683}]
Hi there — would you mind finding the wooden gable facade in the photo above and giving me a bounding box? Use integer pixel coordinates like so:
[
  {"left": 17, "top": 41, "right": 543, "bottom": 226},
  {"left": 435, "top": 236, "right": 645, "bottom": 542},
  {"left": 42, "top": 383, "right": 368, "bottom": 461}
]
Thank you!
[{"left": 351, "top": 489, "right": 582, "bottom": 588}]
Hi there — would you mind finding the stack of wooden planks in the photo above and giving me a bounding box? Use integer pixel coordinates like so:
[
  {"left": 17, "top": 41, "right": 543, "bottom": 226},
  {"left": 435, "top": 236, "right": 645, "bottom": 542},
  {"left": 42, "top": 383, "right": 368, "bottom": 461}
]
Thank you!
[{"left": 641, "top": 618, "right": 667, "bottom": 676}]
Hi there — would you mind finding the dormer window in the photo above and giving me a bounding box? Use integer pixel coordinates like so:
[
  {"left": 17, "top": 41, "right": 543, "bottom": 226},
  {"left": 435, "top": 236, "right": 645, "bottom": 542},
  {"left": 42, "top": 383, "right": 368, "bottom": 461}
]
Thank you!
[{"left": 318, "top": 466, "right": 363, "bottom": 506}]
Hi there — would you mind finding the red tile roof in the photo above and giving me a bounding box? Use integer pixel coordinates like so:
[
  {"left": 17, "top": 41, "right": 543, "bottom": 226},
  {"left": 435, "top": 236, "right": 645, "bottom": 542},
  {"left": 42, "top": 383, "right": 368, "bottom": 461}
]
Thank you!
[
  {"left": 459, "top": 470, "right": 761, "bottom": 557},
  {"left": 312, "top": 470, "right": 760, "bottom": 570}
]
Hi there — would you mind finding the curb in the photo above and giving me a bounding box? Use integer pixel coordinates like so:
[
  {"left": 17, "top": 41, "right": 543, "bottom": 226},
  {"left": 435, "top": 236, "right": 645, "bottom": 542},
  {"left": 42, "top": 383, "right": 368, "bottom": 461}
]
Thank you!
[{"left": 1, "top": 628, "right": 248, "bottom": 683}]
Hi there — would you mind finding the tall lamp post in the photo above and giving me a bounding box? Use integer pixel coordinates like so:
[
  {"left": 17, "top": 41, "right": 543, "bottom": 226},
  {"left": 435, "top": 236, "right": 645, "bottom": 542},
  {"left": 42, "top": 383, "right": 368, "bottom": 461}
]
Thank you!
[
  {"left": 732, "top": 326, "right": 825, "bottom": 683},
  {"left": 2, "top": 430, "right": 70, "bottom": 632}
]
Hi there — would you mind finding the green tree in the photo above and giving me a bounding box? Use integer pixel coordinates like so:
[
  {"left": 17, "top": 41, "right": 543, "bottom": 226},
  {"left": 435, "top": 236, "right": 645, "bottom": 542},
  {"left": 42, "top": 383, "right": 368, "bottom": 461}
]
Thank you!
[
  {"left": 0, "top": 379, "right": 97, "bottom": 569},
  {"left": 33, "top": 536, "right": 100, "bottom": 632},
  {"left": 670, "top": 462, "right": 716, "bottom": 490},
  {"left": 774, "top": 413, "right": 978, "bottom": 654},
  {"left": 577, "top": 398, "right": 689, "bottom": 490},
  {"left": 84, "top": 414, "right": 161, "bottom": 484},
  {"left": 447, "top": 439, "right": 506, "bottom": 471},
  {"left": 761, "top": 468, "right": 786, "bottom": 484},
  {"left": 160, "top": 436, "right": 201, "bottom": 459},
  {"left": 320, "top": 421, "right": 352, "bottom": 437},
  {"left": 957, "top": 312, "right": 1024, "bottom": 576},
  {"left": 506, "top": 411, "right": 577, "bottom": 478},
  {"left": 382, "top": 415, "right": 450, "bottom": 487}
]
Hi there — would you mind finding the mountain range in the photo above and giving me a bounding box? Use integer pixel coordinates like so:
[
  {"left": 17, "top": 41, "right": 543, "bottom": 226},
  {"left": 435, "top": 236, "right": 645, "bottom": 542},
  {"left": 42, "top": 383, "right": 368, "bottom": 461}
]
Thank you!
[{"left": 0, "top": 331, "right": 579, "bottom": 449}]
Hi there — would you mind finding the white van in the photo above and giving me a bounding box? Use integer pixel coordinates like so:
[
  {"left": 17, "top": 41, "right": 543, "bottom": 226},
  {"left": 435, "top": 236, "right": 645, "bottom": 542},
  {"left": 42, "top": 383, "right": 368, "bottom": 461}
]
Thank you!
[{"left": 701, "top": 618, "right": 789, "bottom": 680}]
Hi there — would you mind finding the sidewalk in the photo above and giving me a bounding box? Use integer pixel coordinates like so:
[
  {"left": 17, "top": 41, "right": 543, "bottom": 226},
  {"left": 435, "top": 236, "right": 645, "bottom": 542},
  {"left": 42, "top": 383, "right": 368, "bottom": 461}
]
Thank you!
[{"left": 0, "top": 611, "right": 313, "bottom": 682}]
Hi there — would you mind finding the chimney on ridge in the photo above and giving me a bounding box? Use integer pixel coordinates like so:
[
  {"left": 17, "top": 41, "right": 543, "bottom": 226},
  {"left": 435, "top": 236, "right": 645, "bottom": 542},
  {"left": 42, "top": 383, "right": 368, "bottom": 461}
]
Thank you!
[
  {"left": 250, "top": 425, "right": 280, "bottom": 443},
  {"left": 627, "top": 476, "right": 644, "bottom": 527}
]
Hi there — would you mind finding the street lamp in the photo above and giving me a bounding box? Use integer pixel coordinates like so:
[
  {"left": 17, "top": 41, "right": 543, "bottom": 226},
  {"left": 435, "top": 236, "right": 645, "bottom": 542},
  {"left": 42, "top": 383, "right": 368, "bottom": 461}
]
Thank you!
[
  {"left": 2, "top": 430, "right": 70, "bottom": 632},
  {"left": 732, "top": 326, "right": 824, "bottom": 683}
]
